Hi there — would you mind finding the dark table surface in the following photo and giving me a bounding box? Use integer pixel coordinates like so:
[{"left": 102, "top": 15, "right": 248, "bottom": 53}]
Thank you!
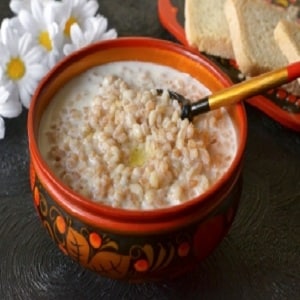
[{"left": 0, "top": 1, "right": 299, "bottom": 299}]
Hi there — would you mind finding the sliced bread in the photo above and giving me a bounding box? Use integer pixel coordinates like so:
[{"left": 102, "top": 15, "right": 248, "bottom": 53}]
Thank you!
[
  {"left": 184, "top": 0, "right": 234, "bottom": 59},
  {"left": 274, "top": 19, "right": 300, "bottom": 78},
  {"left": 224, "top": 0, "right": 297, "bottom": 76},
  {"left": 274, "top": 19, "right": 300, "bottom": 90}
]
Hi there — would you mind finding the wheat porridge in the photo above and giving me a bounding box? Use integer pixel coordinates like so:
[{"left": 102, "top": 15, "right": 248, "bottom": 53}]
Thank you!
[{"left": 38, "top": 61, "right": 237, "bottom": 210}]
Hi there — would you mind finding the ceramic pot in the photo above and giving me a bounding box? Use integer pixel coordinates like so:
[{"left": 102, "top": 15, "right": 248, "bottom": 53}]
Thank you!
[{"left": 28, "top": 37, "right": 247, "bottom": 282}]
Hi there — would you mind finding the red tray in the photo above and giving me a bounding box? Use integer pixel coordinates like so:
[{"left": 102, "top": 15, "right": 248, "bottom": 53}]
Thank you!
[{"left": 158, "top": 0, "right": 300, "bottom": 131}]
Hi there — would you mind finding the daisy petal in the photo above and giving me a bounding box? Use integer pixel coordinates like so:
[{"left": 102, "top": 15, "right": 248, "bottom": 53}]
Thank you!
[
  {"left": 56, "top": 1, "right": 72, "bottom": 24},
  {"left": 0, "top": 116, "right": 5, "bottom": 139},
  {"left": 0, "top": 86, "right": 10, "bottom": 104},
  {"left": 7, "top": 17, "right": 24, "bottom": 35},
  {"left": 24, "top": 76, "right": 39, "bottom": 95},
  {"left": 82, "top": 0, "right": 99, "bottom": 18},
  {"left": 19, "top": 84, "right": 32, "bottom": 108},
  {"left": 18, "top": 10, "right": 38, "bottom": 34},
  {"left": 95, "top": 16, "right": 108, "bottom": 32},
  {"left": 24, "top": 46, "right": 44, "bottom": 64},
  {"left": 1, "top": 19, "right": 13, "bottom": 45},
  {"left": 63, "top": 43, "right": 75, "bottom": 56},
  {"left": 31, "top": 0, "right": 44, "bottom": 22},
  {"left": 10, "top": 0, "right": 31, "bottom": 14},
  {"left": 0, "top": 43, "right": 10, "bottom": 65},
  {"left": 18, "top": 33, "right": 35, "bottom": 56},
  {"left": 0, "top": 95, "right": 22, "bottom": 118},
  {"left": 28, "top": 64, "right": 48, "bottom": 80},
  {"left": 70, "top": 23, "right": 84, "bottom": 45},
  {"left": 102, "top": 29, "right": 118, "bottom": 40},
  {"left": 47, "top": 52, "right": 60, "bottom": 68},
  {"left": 44, "top": 2, "right": 58, "bottom": 24},
  {"left": 0, "top": 82, "right": 21, "bottom": 118}
]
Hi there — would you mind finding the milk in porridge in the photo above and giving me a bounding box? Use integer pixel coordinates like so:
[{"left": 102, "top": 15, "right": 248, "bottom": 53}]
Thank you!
[{"left": 39, "top": 61, "right": 237, "bottom": 210}]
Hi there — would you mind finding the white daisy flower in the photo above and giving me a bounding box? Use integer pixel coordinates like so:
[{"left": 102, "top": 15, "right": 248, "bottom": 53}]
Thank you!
[
  {"left": 0, "top": 0, "right": 118, "bottom": 139},
  {"left": 63, "top": 15, "right": 117, "bottom": 55},
  {"left": 0, "top": 19, "right": 47, "bottom": 108},
  {"left": 57, "top": 0, "right": 99, "bottom": 40},
  {"left": 18, "top": 0, "right": 64, "bottom": 68},
  {"left": 10, "top": 0, "right": 52, "bottom": 14}
]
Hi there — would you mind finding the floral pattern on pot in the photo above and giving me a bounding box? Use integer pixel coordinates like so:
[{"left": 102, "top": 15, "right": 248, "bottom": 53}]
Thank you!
[{"left": 31, "top": 169, "right": 242, "bottom": 281}]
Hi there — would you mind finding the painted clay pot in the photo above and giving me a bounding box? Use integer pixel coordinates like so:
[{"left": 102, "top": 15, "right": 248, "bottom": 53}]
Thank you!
[{"left": 28, "top": 37, "right": 247, "bottom": 282}]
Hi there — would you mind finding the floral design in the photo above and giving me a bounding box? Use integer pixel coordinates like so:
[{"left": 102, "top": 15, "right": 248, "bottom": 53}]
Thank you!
[
  {"left": 0, "top": 0, "right": 117, "bottom": 139},
  {"left": 30, "top": 165, "right": 241, "bottom": 281},
  {"left": 35, "top": 186, "right": 194, "bottom": 280}
]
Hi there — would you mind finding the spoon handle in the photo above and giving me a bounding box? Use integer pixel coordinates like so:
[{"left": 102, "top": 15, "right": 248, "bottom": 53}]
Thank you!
[{"left": 187, "top": 61, "right": 300, "bottom": 119}]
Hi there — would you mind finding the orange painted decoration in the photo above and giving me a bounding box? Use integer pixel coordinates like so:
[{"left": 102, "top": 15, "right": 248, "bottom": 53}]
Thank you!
[
  {"left": 34, "top": 186, "right": 40, "bottom": 207},
  {"left": 177, "top": 242, "right": 190, "bottom": 257},
  {"left": 134, "top": 259, "right": 150, "bottom": 272},
  {"left": 89, "top": 232, "right": 102, "bottom": 249},
  {"left": 56, "top": 216, "right": 66, "bottom": 234}
]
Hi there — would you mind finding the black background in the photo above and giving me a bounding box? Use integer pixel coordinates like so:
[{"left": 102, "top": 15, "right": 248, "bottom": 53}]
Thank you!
[{"left": 0, "top": 1, "right": 299, "bottom": 299}]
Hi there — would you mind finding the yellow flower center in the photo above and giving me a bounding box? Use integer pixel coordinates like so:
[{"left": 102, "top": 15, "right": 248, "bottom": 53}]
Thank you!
[
  {"left": 6, "top": 57, "right": 26, "bottom": 80},
  {"left": 64, "top": 16, "right": 77, "bottom": 37},
  {"left": 39, "top": 31, "right": 52, "bottom": 51}
]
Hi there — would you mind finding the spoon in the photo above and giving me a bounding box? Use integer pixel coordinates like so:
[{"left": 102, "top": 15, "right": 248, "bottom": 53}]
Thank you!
[{"left": 157, "top": 61, "right": 300, "bottom": 121}]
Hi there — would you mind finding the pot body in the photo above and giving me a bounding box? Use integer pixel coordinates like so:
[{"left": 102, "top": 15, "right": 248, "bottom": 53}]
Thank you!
[
  {"left": 30, "top": 163, "right": 242, "bottom": 281},
  {"left": 28, "top": 38, "right": 247, "bottom": 282}
]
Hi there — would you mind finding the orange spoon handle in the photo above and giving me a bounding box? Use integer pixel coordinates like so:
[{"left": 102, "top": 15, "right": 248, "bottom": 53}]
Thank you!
[{"left": 287, "top": 61, "right": 300, "bottom": 81}]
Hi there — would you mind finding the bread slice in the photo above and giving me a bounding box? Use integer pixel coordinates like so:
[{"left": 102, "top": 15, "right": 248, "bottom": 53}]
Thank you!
[
  {"left": 224, "top": 0, "right": 297, "bottom": 76},
  {"left": 185, "top": 0, "right": 234, "bottom": 59},
  {"left": 274, "top": 19, "right": 300, "bottom": 85},
  {"left": 274, "top": 19, "right": 300, "bottom": 63}
]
